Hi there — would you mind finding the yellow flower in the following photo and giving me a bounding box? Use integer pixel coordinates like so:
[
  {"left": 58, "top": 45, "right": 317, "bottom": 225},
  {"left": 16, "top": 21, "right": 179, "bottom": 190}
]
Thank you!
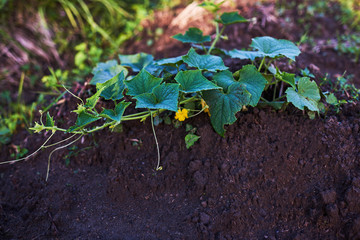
[
  {"left": 175, "top": 108, "right": 189, "bottom": 121},
  {"left": 201, "top": 99, "right": 211, "bottom": 116}
]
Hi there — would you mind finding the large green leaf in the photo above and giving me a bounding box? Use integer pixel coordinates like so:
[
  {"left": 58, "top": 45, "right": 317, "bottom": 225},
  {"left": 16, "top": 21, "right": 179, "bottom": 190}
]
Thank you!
[
  {"left": 96, "top": 71, "right": 126, "bottom": 100},
  {"left": 134, "top": 83, "right": 179, "bottom": 112},
  {"left": 212, "top": 70, "right": 236, "bottom": 91},
  {"left": 218, "top": 12, "right": 247, "bottom": 25},
  {"left": 285, "top": 77, "right": 321, "bottom": 112},
  {"left": 251, "top": 36, "right": 301, "bottom": 61},
  {"left": 118, "top": 52, "right": 154, "bottom": 72},
  {"left": 174, "top": 70, "right": 220, "bottom": 93},
  {"left": 90, "top": 60, "right": 128, "bottom": 85},
  {"left": 182, "top": 48, "right": 228, "bottom": 72},
  {"left": 237, "top": 65, "right": 267, "bottom": 107},
  {"left": 156, "top": 56, "right": 184, "bottom": 67},
  {"left": 228, "top": 49, "right": 264, "bottom": 61},
  {"left": 203, "top": 82, "right": 251, "bottom": 136},
  {"left": 172, "top": 28, "right": 211, "bottom": 44},
  {"left": 68, "top": 111, "right": 101, "bottom": 132},
  {"left": 92, "top": 60, "right": 117, "bottom": 74},
  {"left": 100, "top": 101, "right": 131, "bottom": 122},
  {"left": 125, "top": 69, "right": 163, "bottom": 96}
]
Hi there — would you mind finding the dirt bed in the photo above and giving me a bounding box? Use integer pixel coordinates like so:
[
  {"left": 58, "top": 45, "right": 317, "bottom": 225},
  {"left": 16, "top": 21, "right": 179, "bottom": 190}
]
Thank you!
[{"left": 1, "top": 2, "right": 360, "bottom": 239}]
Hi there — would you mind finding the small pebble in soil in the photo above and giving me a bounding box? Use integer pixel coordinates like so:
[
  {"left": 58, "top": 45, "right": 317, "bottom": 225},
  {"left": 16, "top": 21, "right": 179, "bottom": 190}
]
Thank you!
[
  {"left": 193, "top": 171, "right": 207, "bottom": 188},
  {"left": 188, "top": 160, "right": 202, "bottom": 173},
  {"left": 326, "top": 203, "right": 339, "bottom": 220},
  {"left": 321, "top": 189, "right": 337, "bottom": 204},
  {"left": 200, "top": 212, "right": 211, "bottom": 225},
  {"left": 345, "top": 186, "right": 360, "bottom": 212}
]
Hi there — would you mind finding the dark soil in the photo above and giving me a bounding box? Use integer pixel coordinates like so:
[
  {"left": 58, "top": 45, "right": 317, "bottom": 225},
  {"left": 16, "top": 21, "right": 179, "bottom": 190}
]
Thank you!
[{"left": 1, "top": 1, "right": 360, "bottom": 239}]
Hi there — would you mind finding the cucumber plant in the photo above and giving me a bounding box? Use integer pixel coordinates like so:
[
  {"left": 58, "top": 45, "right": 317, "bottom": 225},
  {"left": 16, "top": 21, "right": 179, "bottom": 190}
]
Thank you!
[{"left": 1, "top": 1, "right": 339, "bottom": 180}]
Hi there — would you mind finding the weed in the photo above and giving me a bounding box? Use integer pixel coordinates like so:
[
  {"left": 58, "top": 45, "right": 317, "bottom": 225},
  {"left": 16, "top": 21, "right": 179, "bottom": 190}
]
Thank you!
[
  {"left": 10, "top": 145, "right": 29, "bottom": 159},
  {"left": 0, "top": 74, "right": 46, "bottom": 145},
  {"left": 336, "top": 34, "right": 360, "bottom": 63},
  {"left": 185, "top": 124, "right": 200, "bottom": 149}
]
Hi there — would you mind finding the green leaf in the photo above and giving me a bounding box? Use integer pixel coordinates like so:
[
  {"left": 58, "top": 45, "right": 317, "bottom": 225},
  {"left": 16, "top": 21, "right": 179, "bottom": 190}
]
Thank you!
[
  {"left": 174, "top": 70, "right": 221, "bottom": 93},
  {"left": 125, "top": 69, "right": 163, "bottom": 96},
  {"left": 0, "top": 0, "right": 9, "bottom": 9},
  {"left": 185, "top": 133, "right": 200, "bottom": 149},
  {"left": 279, "top": 71, "right": 296, "bottom": 89},
  {"left": 237, "top": 65, "right": 267, "bottom": 107},
  {"left": 118, "top": 52, "right": 154, "bottom": 72},
  {"left": 0, "top": 126, "right": 10, "bottom": 136},
  {"left": 218, "top": 12, "right": 247, "bottom": 25},
  {"left": 134, "top": 83, "right": 180, "bottom": 112},
  {"left": 251, "top": 36, "right": 301, "bottom": 61},
  {"left": 156, "top": 56, "right": 183, "bottom": 67},
  {"left": 30, "top": 122, "right": 44, "bottom": 134},
  {"left": 74, "top": 51, "right": 87, "bottom": 67},
  {"left": 285, "top": 77, "right": 321, "bottom": 112},
  {"left": 182, "top": 48, "right": 228, "bottom": 72},
  {"left": 100, "top": 101, "right": 131, "bottom": 122},
  {"left": 91, "top": 60, "right": 128, "bottom": 85},
  {"left": 212, "top": 70, "right": 236, "bottom": 91},
  {"left": 203, "top": 82, "right": 251, "bottom": 136},
  {"left": 45, "top": 112, "right": 55, "bottom": 127},
  {"left": 69, "top": 111, "right": 101, "bottom": 132},
  {"left": 96, "top": 71, "right": 126, "bottom": 100},
  {"left": 325, "top": 93, "right": 338, "bottom": 105},
  {"left": 228, "top": 49, "right": 264, "bottom": 61},
  {"left": 198, "top": 1, "right": 222, "bottom": 13},
  {"left": 84, "top": 88, "right": 104, "bottom": 109},
  {"left": 307, "top": 111, "right": 316, "bottom": 119},
  {"left": 92, "top": 60, "right": 117, "bottom": 74},
  {"left": 172, "top": 28, "right": 211, "bottom": 44}
]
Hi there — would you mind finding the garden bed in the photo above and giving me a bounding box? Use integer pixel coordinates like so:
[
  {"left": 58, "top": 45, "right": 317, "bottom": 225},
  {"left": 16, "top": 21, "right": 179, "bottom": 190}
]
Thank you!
[{"left": 1, "top": 1, "right": 360, "bottom": 239}]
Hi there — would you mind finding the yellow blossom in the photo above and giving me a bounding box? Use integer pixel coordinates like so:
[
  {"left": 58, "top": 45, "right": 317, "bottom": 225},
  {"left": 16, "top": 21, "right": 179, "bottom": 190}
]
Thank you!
[
  {"left": 201, "top": 99, "right": 211, "bottom": 116},
  {"left": 175, "top": 108, "right": 189, "bottom": 121}
]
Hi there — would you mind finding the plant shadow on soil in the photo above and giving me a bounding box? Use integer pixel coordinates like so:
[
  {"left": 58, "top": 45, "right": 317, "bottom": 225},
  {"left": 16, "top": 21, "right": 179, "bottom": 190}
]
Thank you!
[{"left": 1, "top": 2, "right": 360, "bottom": 239}]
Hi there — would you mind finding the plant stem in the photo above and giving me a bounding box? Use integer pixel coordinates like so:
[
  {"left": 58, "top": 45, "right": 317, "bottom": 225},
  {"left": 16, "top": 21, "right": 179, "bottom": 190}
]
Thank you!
[
  {"left": 44, "top": 134, "right": 78, "bottom": 148},
  {"left": 201, "top": 43, "right": 207, "bottom": 53},
  {"left": 188, "top": 106, "right": 208, "bottom": 118},
  {"left": 260, "top": 97, "right": 270, "bottom": 103},
  {"left": 150, "top": 109, "right": 161, "bottom": 171},
  {"left": 123, "top": 111, "right": 150, "bottom": 118},
  {"left": 207, "top": 23, "right": 225, "bottom": 55},
  {"left": 46, "top": 134, "right": 84, "bottom": 181},
  {"left": 273, "top": 95, "right": 286, "bottom": 101},
  {"left": 273, "top": 82, "right": 277, "bottom": 101},
  {"left": 84, "top": 121, "right": 115, "bottom": 133},
  {"left": 17, "top": 72, "right": 25, "bottom": 104},
  {"left": 180, "top": 95, "right": 199, "bottom": 105},
  {"left": 258, "top": 57, "right": 266, "bottom": 72},
  {"left": 0, "top": 131, "right": 56, "bottom": 165}
]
